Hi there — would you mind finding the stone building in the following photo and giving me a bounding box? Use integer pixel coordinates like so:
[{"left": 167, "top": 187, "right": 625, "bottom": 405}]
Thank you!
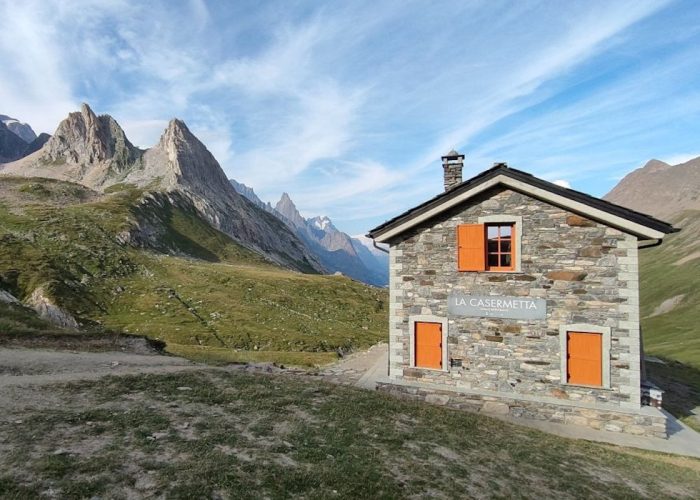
[{"left": 367, "top": 152, "right": 677, "bottom": 438}]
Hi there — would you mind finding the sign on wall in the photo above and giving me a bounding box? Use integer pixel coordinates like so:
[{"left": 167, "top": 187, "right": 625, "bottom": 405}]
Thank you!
[{"left": 448, "top": 293, "right": 547, "bottom": 320}]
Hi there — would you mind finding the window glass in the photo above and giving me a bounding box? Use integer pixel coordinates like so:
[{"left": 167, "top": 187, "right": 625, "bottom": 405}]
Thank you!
[{"left": 485, "top": 223, "right": 515, "bottom": 271}]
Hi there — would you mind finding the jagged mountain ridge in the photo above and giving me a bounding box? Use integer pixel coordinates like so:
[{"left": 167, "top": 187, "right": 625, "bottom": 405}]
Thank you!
[
  {"left": 0, "top": 113, "right": 51, "bottom": 162},
  {"left": 229, "top": 179, "right": 275, "bottom": 213},
  {"left": 0, "top": 114, "right": 37, "bottom": 143},
  {"left": 0, "top": 104, "right": 322, "bottom": 273},
  {"left": 0, "top": 120, "right": 29, "bottom": 162},
  {"left": 230, "top": 180, "right": 387, "bottom": 285}
]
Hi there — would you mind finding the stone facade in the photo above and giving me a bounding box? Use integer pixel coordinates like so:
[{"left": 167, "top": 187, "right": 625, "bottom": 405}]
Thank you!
[
  {"left": 377, "top": 381, "right": 667, "bottom": 439},
  {"left": 383, "top": 186, "right": 666, "bottom": 437}
]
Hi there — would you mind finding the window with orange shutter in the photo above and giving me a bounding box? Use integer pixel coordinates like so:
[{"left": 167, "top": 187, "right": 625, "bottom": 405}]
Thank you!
[{"left": 457, "top": 222, "right": 516, "bottom": 272}]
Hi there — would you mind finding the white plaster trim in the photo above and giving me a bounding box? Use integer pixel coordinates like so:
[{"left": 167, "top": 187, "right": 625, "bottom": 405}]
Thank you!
[
  {"left": 560, "top": 324, "right": 612, "bottom": 389},
  {"left": 408, "top": 315, "right": 448, "bottom": 372},
  {"left": 477, "top": 214, "right": 523, "bottom": 272},
  {"left": 373, "top": 175, "right": 666, "bottom": 242}
]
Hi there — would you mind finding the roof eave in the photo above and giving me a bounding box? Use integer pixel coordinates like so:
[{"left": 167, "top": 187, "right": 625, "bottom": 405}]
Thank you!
[{"left": 368, "top": 170, "right": 676, "bottom": 243}]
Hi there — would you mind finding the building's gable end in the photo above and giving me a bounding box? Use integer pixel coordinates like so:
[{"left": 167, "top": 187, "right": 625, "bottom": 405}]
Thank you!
[{"left": 369, "top": 169, "right": 676, "bottom": 243}]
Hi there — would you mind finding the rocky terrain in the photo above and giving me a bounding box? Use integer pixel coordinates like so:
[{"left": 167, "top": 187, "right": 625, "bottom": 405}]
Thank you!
[
  {"left": 605, "top": 157, "right": 700, "bottom": 219},
  {"left": 0, "top": 115, "right": 51, "bottom": 163},
  {"left": 274, "top": 193, "right": 387, "bottom": 286},
  {"left": 0, "top": 106, "right": 389, "bottom": 365},
  {"left": 0, "top": 114, "right": 37, "bottom": 143},
  {"left": 232, "top": 183, "right": 388, "bottom": 286},
  {"left": 1, "top": 104, "right": 321, "bottom": 273}
]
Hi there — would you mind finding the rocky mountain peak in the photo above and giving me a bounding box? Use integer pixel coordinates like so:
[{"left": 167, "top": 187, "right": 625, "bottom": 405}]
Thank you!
[
  {"left": 310, "top": 215, "right": 333, "bottom": 232},
  {"left": 275, "top": 193, "right": 306, "bottom": 229},
  {"left": 0, "top": 120, "right": 30, "bottom": 162},
  {"left": 642, "top": 159, "right": 671, "bottom": 173},
  {"left": 1, "top": 105, "right": 324, "bottom": 273},
  {"left": 0, "top": 114, "right": 37, "bottom": 143},
  {"left": 605, "top": 155, "right": 700, "bottom": 220},
  {"left": 40, "top": 103, "right": 140, "bottom": 171},
  {"left": 279, "top": 192, "right": 294, "bottom": 205},
  {"left": 148, "top": 118, "right": 232, "bottom": 195}
]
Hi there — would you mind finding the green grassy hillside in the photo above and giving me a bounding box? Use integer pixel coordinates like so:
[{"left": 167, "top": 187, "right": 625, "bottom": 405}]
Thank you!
[
  {"left": 639, "top": 210, "right": 700, "bottom": 430},
  {"left": 640, "top": 210, "right": 700, "bottom": 369},
  {"left": 0, "top": 177, "right": 388, "bottom": 366}
]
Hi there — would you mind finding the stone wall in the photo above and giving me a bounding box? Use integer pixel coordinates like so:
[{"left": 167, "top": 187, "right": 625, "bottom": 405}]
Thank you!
[
  {"left": 377, "top": 381, "right": 667, "bottom": 439},
  {"left": 387, "top": 187, "right": 642, "bottom": 417}
]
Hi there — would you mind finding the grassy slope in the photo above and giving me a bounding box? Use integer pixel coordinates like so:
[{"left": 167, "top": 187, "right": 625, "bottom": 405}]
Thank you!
[
  {"left": 3, "top": 370, "right": 699, "bottom": 499},
  {"left": 640, "top": 210, "right": 700, "bottom": 368},
  {"left": 639, "top": 210, "right": 700, "bottom": 430},
  {"left": 0, "top": 177, "right": 387, "bottom": 366}
]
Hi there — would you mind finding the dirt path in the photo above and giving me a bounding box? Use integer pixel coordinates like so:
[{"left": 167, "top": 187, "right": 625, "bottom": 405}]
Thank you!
[
  {"left": 320, "top": 342, "right": 387, "bottom": 388},
  {"left": 0, "top": 343, "right": 389, "bottom": 390},
  {"left": 0, "top": 348, "right": 199, "bottom": 388}
]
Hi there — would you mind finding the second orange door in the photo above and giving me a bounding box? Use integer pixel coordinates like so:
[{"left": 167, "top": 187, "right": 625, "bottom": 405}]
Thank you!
[
  {"left": 415, "top": 322, "right": 442, "bottom": 369},
  {"left": 567, "top": 331, "right": 602, "bottom": 386}
]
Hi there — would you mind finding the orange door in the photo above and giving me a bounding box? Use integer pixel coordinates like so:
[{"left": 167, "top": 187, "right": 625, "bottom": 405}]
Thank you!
[
  {"left": 567, "top": 332, "right": 602, "bottom": 386},
  {"left": 415, "top": 322, "right": 442, "bottom": 369}
]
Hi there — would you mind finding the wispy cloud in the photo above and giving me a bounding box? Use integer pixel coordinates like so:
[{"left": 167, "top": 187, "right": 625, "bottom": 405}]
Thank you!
[{"left": 2, "top": 0, "right": 697, "bottom": 235}]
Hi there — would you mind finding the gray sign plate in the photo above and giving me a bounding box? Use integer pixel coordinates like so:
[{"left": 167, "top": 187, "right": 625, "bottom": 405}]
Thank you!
[{"left": 448, "top": 293, "right": 546, "bottom": 320}]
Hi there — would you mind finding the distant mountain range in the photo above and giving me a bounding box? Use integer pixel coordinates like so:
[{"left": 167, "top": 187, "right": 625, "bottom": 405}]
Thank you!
[
  {"left": 230, "top": 181, "right": 388, "bottom": 286},
  {"left": 0, "top": 114, "right": 37, "bottom": 143},
  {"left": 0, "top": 104, "right": 322, "bottom": 273},
  {"left": 0, "top": 115, "right": 50, "bottom": 163},
  {"left": 0, "top": 105, "right": 388, "bottom": 285}
]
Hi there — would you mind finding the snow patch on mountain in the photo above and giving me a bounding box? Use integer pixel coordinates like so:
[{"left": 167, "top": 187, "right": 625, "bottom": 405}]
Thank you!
[
  {"left": 0, "top": 114, "right": 37, "bottom": 143},
  {"left": 311, "top": 216, "right": 332, "bottom": 231}
]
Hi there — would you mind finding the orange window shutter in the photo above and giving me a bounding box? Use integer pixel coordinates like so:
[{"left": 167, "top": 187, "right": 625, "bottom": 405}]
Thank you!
[{"left": 457, "top": 224, "right": 486, "bottom": 271}]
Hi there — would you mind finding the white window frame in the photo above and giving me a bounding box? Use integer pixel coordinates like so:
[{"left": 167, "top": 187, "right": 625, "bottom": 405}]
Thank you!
[
  {"left": 559, "top": 323, "right": 611, "bottom": 389},
  {"left": 477, "top": 215, "right": 523, "bottom": 273},
  {"left": 408, "top": 315, "right": 449, "bottom": 372}
]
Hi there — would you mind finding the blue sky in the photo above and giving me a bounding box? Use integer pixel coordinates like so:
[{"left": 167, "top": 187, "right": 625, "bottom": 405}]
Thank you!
[{"left": 2, "top": 1, "right": 699, "bottom": 235}]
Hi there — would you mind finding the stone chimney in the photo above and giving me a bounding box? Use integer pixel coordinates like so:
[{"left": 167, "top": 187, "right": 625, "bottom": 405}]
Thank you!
[{"left": 442, "top": 150, "right": 464, "bottom": 191}]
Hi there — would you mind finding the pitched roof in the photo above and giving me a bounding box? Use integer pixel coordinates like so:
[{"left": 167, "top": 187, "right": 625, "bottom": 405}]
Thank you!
[{"left": 367, "top": 164, "right": 678, "bottom": 243}]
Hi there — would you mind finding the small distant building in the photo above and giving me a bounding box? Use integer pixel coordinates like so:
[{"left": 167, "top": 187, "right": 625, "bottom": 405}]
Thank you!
[{"left": 368, "top": 152, "right": 677, "bottom": 438}]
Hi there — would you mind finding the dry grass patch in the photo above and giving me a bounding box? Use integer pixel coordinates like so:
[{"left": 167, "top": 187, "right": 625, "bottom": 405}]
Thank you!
[{"left": 1, "top": 370, "right": 699, "bottom": 499}]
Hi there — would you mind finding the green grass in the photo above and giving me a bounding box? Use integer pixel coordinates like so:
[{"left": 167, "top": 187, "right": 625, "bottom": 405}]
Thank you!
[
  {"left": 2, "top": 370, "right": 699, "bottom": 499},
  {"left": 639, "top": 210, "right": 700, "bottom": 430},
  {"left": 640, "top": 210, "right": 700, "bottom": 369},
  {"left": 167, "top": 344, "right": 338, "bottom": 367},
  {"left": 0, "top": 177, "right": 388, "bottom": 364}
]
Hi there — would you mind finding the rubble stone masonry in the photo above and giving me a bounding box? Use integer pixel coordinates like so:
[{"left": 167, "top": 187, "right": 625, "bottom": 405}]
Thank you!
[{"left": 381, "top": 186, "right": 667, "bottom": 438}]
